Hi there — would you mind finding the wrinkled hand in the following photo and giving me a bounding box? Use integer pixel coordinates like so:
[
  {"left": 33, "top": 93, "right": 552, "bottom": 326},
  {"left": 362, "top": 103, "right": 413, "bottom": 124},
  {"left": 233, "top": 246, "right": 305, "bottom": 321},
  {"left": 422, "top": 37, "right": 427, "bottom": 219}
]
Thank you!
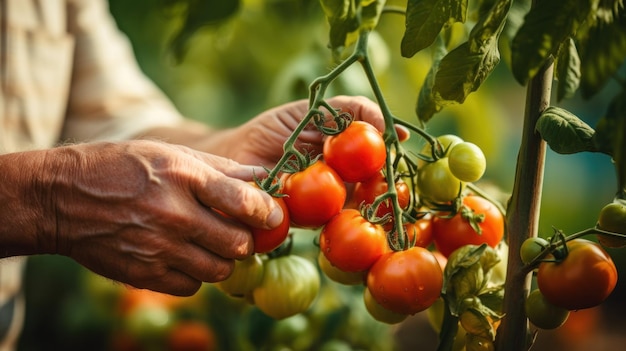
[
  {"left": 207, "top": 95, "right": 408, "bottom": 167},
  {"left": 44, "top": 140, "right": 283, "bottom": 296}
]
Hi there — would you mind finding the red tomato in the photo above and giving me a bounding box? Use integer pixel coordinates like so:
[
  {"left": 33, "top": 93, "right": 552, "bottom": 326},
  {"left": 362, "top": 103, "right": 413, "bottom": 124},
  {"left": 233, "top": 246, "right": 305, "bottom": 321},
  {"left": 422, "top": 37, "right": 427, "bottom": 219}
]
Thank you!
[
  {"left": 537, "top": 239, "right": 617, "bottom": 310},
  {"left": 167, "top": 320, "right": 217, "bottom": 351},
  {"left": 323, "top": 121, "right": 387, "bottom": 183},
  {"left": 320, "top": 209, "right": 390, "bottom": 272},
  {"left": 367, "top": 247, "right": 443, "bottom": 314},
  {"left": 282, "top": 161, "right": 346, "bottom": 228},
  {"left": 251, "top": 196, "right": 290, "bottom": 253},
  {"left": 432, "top": 195, "right": 504, "bottom": 257},
  {"left": 346, "top": 172, "right": 410, "bottom": 219},
  {"left": 403, "top": 216, "right": 434, "bottom": 248}
]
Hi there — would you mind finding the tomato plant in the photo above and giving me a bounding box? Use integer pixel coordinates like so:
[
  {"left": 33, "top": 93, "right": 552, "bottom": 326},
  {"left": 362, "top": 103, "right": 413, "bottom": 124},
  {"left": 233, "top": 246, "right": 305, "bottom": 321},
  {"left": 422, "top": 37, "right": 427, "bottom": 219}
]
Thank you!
[
  {"left": 282, "top": 161, "right": 346, "bottom": 228},
  {"left": 401, "top": 215, "right": 434, "bottom": 248},
  {"left": 251, "top": 196, "right": 291, "bottom": 253},
  {"left": 418, "top": 134, "right": 464, "bottom": 167},
  {"left": 537, "top": 239, "right": 618, "bottom": 310},
  {"left": 432, "top": 195, "right": 505, "bottom": 257},
  {"left": 447, "top": 141, "right": 487, "bottom": 183},
  {"left": 596, "top": 201, "right": 626, "bottom": 248},
  {"left": 252, "top": 254, "right": 320, "bottom": 319},
  {"left": 323, "top": 120, "right": 387, "bottom": 183},
  {"left": 346, "top": 172, "right": 410, "bottom": 219},
  {"left": 320, "top": 209, "right": 390, "bottom": 272},
  {"left": 524, "top": 289, "right": 570, "bottom": 330},
  {"left": 366, "top": 246, "right": 443, "bottom": 315}
]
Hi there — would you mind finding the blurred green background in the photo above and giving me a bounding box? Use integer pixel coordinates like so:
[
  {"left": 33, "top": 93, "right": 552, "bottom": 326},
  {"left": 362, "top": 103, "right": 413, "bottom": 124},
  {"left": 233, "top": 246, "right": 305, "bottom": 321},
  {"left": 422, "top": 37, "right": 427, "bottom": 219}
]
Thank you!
[{"left": 17, "top": 0, "right": 626, "bottom": 350}]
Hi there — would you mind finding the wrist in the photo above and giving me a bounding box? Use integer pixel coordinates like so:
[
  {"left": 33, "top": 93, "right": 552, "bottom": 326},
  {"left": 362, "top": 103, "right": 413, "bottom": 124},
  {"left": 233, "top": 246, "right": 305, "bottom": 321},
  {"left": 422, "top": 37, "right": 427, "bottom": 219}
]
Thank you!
[{"left": 0, "top": 149, "right": 58, "bottom": 257}]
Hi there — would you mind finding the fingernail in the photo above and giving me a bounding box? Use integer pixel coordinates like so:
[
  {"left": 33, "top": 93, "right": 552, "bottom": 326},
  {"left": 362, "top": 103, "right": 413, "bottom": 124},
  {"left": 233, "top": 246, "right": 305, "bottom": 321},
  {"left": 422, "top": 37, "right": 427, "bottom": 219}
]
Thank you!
[{"left": 267, "top": 204, "right": 284, "bottom": 228}]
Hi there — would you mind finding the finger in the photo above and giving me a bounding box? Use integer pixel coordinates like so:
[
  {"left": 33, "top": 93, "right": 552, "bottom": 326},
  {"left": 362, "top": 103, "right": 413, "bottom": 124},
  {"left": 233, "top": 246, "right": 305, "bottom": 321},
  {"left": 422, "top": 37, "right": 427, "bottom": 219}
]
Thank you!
[
  {"left": 395, "top": 124, "right": 411, "bottom": 142},
  {"left": 191, "top": 167, "right": 284, "bottom": 230},
  {"left": 169, "top": 243, "right": 237, "bottom": 284},
  {"left": 191, "top": 208, "right": 254, "bottom": 259},
  {"left": 327, "top": 95, "right": 385, "bottom": 132},
  {"left": 187, "top": 150, "right": 268, "bottom": 180},
  {"left": 135, "top": 270, "right": 203, "bottom": 297}
]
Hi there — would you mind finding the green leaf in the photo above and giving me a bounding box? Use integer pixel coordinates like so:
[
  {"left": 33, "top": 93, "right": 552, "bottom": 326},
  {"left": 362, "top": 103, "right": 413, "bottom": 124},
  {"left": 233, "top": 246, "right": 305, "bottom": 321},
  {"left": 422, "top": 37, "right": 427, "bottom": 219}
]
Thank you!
[
  {"left": 430, "top": 0, "right": 511, "bottom": 104},
  {"left": 417, "top": 37, "right": 447, "bottom": 123},
  {"left": 535, "top": 106, "right": 597, "bottom": 154},
  {"left": 594, "top": 89, "right": 626, "bottom": 197},
  {"left": 400, "top": 0, "right": 468, "bottom": 58},
  {"left": 169, "top": 0, "right": 240, "bottom": 63},
  {"left": 511, "top": 0, "right": 593, "bottom": 85},
  {"left": 321, "top": 0, "right": 385, "bottom": 55},
  {"left": 578, "top": 10, "right": 626, "bottom": 99},
  {"left": 555, "top": 37, "right": 581, "bottom": 102}
]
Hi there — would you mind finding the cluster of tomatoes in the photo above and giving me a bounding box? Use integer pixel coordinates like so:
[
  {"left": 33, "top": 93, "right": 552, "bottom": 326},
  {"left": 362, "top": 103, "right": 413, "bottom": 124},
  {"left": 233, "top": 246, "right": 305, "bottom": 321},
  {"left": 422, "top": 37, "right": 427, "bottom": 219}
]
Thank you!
[
  {"left": 215, "top": 120, "right": 510, "bottom": 327},
  {"left": 520, "top": 200, "right": 626, "bottom": 330}
]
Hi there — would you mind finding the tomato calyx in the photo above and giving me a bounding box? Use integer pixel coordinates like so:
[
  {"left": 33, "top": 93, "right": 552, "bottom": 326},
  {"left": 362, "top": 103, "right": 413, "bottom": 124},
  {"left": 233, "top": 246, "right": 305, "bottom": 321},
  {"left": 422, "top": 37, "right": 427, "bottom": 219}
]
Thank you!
[{"left": 312, "top": 109, "right": 353, "bottom": 136}]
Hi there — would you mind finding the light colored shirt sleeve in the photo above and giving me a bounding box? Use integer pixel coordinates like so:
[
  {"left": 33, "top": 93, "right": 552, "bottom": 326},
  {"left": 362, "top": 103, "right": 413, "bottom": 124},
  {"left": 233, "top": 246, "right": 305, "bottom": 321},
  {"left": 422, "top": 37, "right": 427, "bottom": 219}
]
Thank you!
[{"left": 61, "top": 0, "right": 183, "bottom": 143}]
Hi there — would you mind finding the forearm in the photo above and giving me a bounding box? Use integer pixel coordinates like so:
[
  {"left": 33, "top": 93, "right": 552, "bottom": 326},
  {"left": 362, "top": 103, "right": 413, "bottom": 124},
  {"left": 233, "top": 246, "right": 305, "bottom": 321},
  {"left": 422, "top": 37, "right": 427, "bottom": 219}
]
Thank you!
[{"left": 0, "top": 150, "right": 57, "bottom": 257}]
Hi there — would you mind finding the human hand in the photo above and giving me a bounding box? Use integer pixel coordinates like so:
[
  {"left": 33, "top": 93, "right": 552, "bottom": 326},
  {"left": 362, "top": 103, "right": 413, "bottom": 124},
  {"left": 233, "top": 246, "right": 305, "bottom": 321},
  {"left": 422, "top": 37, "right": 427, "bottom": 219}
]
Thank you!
[
  {"left": 40, "top": 140, "right": 283, "bottom": 296},
  {"left": 204, "top": 95, "right": 408, "bottom": 167}
]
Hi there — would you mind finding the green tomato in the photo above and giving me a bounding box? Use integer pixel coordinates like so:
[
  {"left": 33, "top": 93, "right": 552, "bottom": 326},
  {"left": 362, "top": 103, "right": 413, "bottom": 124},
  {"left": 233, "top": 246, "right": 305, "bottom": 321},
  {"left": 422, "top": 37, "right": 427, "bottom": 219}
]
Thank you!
[
  {"left": 524, "top": 289, "right": 569, "bottom": 329},
  {"left": 216, "top": 255, "right": 264, "bottom": 297},
  {"left": 519, "top": 237, "right": 549, "bottom": 265},
  {"left": 447, "top": 142, "right": 487, "bottom": 182},
  {"left": 597, "top": 201, "right": 626, "bottom": 248},
  {"left": 418, "top": 158, "right": 466, "bottom": 204},
  {"left": 253, "top": 255, "right": 320, "bottom": 319}
]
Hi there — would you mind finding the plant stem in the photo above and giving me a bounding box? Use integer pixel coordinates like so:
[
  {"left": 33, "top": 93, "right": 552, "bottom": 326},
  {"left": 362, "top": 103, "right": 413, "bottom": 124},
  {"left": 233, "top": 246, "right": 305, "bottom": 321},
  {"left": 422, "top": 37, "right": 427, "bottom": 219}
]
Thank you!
[{"left": 494, "top": 59, "right": 553, "bottom": 350}]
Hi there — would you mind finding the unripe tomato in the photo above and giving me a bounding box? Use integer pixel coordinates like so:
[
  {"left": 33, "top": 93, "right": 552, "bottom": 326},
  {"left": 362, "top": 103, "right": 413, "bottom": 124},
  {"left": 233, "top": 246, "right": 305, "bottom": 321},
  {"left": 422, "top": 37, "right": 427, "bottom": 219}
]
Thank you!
[
  {"left": 520, "top": 237, "right": 550, "bottom": 265},
  {"left": 417, "top": 158, "right": 466, "bottom": 204},
  {"left": 525, "top": 289, "right": 570, "bottom": 329},
  {"left": 537, "top": 239, "right": 617, "bottom": 310},
  {"left": 367, "top": 246, "right": 443, "bottom": 315},
  {"left": 323, "top": 121, "right": 387, "bottom": 183},
  {"left": 363, "top": 288, "right": 408, "bottom": 324},
  {"left": 216, "top": 255, "right": 264, "bottom": 297},
  {"left": 447, "top": 142, "right": 487, "bottom": 182},
  {"left": 253, "top": 255, "right": 320, "bottom": 319},
  {"left": 282, "top": 161, "right": 346, "bottom": 228},
  {"left": 596, "top": 201, "right": 626, "bottom": 248},
  {"left": 320, "top": 209, "right": 390, "bottom": 272}
]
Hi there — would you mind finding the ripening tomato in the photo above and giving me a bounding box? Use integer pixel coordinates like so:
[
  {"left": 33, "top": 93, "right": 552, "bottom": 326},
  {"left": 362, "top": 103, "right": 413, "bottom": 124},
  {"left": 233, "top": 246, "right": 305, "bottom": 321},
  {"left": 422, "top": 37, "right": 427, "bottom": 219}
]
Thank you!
[
  {"left": 251, "top": 196, "right": 290, "bottom": 253},
  {"left": 367, "top": 246, "right": 443, "bottom": 315},
  {"left": 320, "top": 209, "right": 390, "bottom": 272},
  {"left": 252, "top": 255, "right": 320, "bottom": 319},
  {"left": 282, "top": 161, "right": 346, "bottom": 228},
  {"left": 363, "top": 287, "right": 408, "bottom": 324},
  {"left": 323, "top": 121, "right": 387, "bottom": 183},
  {"left": 537, "top": 239, "right": 617, "bottom": 310},
  {"left": 346, "top": 172, "right": 411, "bottom": 219},
  {"left": 317, "top": 250, "right": 366, "bottom": 285},
  {"left": 432, "top": 195, "right": 504, "bottom": 257}
]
